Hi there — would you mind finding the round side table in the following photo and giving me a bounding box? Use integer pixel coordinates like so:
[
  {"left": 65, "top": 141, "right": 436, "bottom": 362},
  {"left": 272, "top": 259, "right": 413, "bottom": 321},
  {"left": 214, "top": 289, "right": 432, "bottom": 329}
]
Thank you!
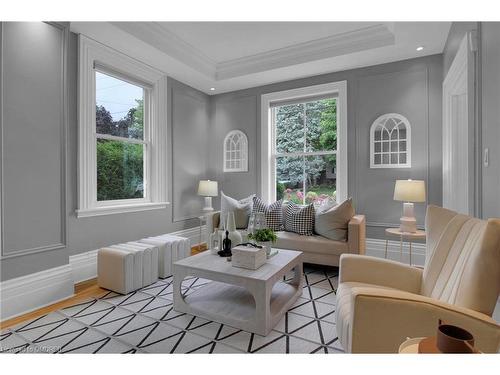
[{"left": 385, "top": 228, "right": 426, "bottom": 265}]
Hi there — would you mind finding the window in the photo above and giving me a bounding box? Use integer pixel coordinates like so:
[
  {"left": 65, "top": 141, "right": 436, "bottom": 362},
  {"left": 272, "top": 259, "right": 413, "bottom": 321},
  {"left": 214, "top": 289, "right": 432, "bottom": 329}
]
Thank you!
[
  {"left": 261, "top": 81, "right": 347, "bottom": 205},
  {"left": 223, "top": 130, "right": 248, "bottom": 172},
  {"left": 370, "top": 113, "right": 411, "bottom": 168},
  {"left": 77, "top": 36, "right": 168, "bottom": 217}
]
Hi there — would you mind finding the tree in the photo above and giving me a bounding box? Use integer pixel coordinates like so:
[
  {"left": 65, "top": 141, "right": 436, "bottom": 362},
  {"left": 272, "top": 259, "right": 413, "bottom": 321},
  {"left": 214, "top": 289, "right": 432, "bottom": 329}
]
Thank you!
[
  {"left": 96, "top": 99, "right": 145, "bottom": 201},
  {"left": 96, "top": 105, "right": 114, "bottom": 135},
  {"left": 319, "top": 99, "right": 337, "bottom": 165}
]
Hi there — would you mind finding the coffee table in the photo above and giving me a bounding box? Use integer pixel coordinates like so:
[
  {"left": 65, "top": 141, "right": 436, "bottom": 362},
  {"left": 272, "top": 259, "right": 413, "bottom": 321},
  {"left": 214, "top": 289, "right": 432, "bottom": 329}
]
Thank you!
[{"left": 172, "top": 249, "right": 303, "bottom": 336}]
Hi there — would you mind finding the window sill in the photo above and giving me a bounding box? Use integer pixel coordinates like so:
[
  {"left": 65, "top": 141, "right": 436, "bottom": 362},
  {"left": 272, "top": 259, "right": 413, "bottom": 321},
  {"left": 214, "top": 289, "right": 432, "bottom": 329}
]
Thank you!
[{"left": 76, "top": 202, "right": 170, "bottom": 218}]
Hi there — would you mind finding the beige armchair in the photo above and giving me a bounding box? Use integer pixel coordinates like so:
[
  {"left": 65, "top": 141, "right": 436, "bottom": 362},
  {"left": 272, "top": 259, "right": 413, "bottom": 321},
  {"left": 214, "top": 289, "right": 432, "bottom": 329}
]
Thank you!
[{"left": 336, "top": 205, "right": 500, "bottom": 353}]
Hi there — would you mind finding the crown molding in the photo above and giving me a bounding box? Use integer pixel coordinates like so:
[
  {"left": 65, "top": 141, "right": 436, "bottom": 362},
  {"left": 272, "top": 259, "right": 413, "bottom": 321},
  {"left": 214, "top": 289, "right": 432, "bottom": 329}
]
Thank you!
[
  {"left": 215, "top": 24, "right": 395, "bottom": 80},
  {"left": 111, "top": 23, "right": 394, "bottom": 82},
  {"left": 111, "top": 22, "right": 217, "bottom": 78}
]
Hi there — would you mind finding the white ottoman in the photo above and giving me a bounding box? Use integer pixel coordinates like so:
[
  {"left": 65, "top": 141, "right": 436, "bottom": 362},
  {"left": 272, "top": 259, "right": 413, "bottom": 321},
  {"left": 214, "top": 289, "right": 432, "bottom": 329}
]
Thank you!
[
  {"left": 97, "top": 247, "right": 136, "bottom": 294},
  {"left": 140, "top": 235, "right": 190, "bottom": 278},
  {"left": 125, "top": 241, "right": 159, "bottom": 285},
  {"left": 107, "top": 244, "right": 145, "bottom": 291}
]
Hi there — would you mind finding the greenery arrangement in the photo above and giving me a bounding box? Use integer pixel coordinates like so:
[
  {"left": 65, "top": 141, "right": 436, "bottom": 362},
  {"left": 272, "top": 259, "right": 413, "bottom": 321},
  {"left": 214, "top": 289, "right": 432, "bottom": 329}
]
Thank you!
[
  {"left": 248, "top": 228, "right": 278, "bottom": 243},
  {"left": 96, "top": 100, "right": 144, "bottom": 201}
]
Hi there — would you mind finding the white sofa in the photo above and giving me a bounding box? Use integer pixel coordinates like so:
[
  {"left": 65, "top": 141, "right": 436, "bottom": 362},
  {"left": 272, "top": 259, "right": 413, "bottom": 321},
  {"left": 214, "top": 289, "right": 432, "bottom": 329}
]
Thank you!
[
  {"left": 206, "top": 211, "right": 366, "bottom": 267},
  {"left": 335, "top": 205, "right": 500, "bottom": 353}
]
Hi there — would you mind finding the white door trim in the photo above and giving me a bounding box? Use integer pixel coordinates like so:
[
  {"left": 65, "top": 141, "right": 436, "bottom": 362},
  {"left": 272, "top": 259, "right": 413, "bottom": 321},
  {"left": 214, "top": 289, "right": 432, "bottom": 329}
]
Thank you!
[{"left": 442, "top": 33, "right": 476, "bottom": 215}]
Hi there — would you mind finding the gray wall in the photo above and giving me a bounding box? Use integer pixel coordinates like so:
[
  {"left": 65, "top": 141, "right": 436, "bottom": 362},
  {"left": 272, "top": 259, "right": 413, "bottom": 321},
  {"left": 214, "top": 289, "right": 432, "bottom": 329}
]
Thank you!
[
  {"left": 1, "top": 22, "right": 70, "bottom": 281},
  {"left": 210, "top": 54, "right": 443, "bottom": 239},
  {"left": 1, "top": 23, "right": 211, "bottom": 281},
  {"left": 480, "top": 22, "right": 500, "bottom": 219}
]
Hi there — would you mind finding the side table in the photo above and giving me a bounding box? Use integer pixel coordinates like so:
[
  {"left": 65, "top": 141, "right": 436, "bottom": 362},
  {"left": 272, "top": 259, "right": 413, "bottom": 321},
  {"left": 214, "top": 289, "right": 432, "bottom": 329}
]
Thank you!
[{"left": 384, "top": 228, "right": 426, "bottom": 266}]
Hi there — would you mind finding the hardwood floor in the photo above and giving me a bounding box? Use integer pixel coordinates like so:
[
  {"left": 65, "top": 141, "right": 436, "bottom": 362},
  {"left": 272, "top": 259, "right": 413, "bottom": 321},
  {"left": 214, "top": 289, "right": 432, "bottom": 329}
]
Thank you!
[
  {"left": 0, "top": 279, "right": 107, "bottom": 330},
  {"left": 0, "top": 244, "right": 208, "bottom": 330}
]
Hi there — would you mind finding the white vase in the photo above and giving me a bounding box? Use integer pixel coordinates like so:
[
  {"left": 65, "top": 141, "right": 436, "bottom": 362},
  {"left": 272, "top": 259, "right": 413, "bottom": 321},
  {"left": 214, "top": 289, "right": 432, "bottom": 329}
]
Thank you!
[
  {"left": 259, "top": 241, "right": 272, "bottom": 256},
  {"left": 208, "top": 230, "right": 220, "bottom": 255},
  {"left": 226, "top": 212, "right": 242, "bottom": 249}
]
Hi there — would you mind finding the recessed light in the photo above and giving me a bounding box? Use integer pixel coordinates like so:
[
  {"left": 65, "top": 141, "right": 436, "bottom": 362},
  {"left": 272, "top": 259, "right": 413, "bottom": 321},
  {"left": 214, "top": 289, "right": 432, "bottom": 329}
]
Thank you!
[
  {"left": 210, "top": 87, "right": 215, "bottom": 91},
  {"left": 416, "top": 46, "right": 424, "bottom": 51}
]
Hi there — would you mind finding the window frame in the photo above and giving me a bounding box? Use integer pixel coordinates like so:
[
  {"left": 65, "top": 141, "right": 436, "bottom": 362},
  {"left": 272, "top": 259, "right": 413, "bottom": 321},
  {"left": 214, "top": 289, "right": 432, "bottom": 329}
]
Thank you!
[
  {"left": 369, "top": 113, "right": 412, "bottom": 169},
  {"left": 260, "top": 81, "right": 348, "bottom": 204},
  {"left": 77, "top": 36, "right": 168, "bottom": 218},
  {"left": 223, "top": 130, "right": 248, "bottom": 172}
]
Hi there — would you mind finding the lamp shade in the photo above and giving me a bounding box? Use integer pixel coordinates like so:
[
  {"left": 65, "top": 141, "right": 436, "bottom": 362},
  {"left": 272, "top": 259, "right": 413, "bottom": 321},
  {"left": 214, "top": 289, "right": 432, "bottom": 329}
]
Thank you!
[
  {"left": 393, "top": 179, "right": 426, "bottom": 202},
  {"left": 197, "top": 180, "right": 218, "bottom": 197}
]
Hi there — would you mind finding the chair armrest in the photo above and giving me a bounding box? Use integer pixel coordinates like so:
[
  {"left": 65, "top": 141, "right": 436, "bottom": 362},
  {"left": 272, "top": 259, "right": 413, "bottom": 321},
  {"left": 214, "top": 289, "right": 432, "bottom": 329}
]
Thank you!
[
  {"left": 349, "top": 287, "right": 500, "bottom": 353},
  {"left": 339, "top": 254, "right": 423, "bottom": 294},
  {"left": 347, "top": 215, "right": 366, "bottom": 255}
]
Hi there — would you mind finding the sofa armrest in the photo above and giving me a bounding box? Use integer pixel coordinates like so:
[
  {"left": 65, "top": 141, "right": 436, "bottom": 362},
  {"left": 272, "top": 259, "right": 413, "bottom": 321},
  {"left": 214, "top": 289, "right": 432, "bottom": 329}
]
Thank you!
[
  {"left": 349, "top": 287, "right": 500, "bottom": 353},
  {"left": 339, "top": 254, "right": 423, "bottom": 294},
  {"left": 205, "top": 211, "right": 220, "bottom": 235},
  {"left": 347, "top": 214, "right": 365, "bottom": 255}
]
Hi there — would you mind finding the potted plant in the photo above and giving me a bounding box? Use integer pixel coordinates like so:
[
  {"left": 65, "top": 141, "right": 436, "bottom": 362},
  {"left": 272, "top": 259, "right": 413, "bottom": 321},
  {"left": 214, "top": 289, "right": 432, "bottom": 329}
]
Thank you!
[{"left": 248, "top": 228, "right": 277, "bottom": 255}]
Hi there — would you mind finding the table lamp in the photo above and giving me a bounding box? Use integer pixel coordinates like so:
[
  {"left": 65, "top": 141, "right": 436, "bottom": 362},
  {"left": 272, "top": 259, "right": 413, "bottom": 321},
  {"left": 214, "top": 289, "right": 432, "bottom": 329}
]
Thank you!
[
  {"left": 393, "top": 179, "right": 426, "bottom": 233},
  {"left": 198, "top": 180, "right": 218, "bottom": 212}
]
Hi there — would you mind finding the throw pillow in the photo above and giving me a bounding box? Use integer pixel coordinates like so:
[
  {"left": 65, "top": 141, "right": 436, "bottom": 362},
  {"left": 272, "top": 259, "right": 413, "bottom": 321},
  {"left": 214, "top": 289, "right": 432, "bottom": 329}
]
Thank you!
[
  {"left": 314, "top": 198, "right": 355, "bottom": 241},
  {"left": 284, "top": 202, "right": 315, "bottom": 236},
  {"left": 252, "top": 196, "right": 283, "bottom": 231},
  {"left": 219, "top": 191, "right": 254, "bottom": 229}
]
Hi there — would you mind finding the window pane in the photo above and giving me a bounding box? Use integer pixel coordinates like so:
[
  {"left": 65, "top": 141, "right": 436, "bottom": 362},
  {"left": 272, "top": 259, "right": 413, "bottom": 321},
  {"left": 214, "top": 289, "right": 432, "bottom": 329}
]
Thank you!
[
  {"left": 305, "top": 98, "right": 337, "bottom": 152},
  {"left": 276, "top": 156, "right": 304, "bottom": 204},
  {"left": 275, "top": 104, "right": 305, "bottom": 153},
  {"left": 305, "top": 155, "right": 337, "bottom": 206},
  {"left": 95, "top": 71, "right": 144, "bottom": 140},
  {"left": 97, "top": 139, "right": 144, "bottom": 201}
]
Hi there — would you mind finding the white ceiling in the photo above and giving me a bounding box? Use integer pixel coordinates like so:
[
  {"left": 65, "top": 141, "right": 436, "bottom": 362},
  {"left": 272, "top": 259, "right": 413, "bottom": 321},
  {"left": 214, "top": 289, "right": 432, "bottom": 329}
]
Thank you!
[
  {"left": 70, "top": 22, "right": 451, "bottom": 95},
  {"left": 156, "top": 22, "right": 383, "bottom": 62}
]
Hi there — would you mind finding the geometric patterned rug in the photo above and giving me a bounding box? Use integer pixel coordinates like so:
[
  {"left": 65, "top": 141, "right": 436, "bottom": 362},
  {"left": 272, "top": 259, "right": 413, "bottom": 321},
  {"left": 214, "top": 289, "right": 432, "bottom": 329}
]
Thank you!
[{"left": 0, "top": 264, "right": 344, "bottom": 354}]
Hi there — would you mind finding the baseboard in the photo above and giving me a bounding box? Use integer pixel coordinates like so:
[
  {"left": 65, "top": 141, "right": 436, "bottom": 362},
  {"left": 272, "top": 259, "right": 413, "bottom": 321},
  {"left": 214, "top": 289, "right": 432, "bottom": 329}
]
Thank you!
[
  {"left": 0, "top": 265, "right": 74, "bottom": 322},
  {"left": 366, "top": 238, "right": 426, "bottom": 266},
  {"left": 69, "top": 249, "right": 98, "bottom": 284}
]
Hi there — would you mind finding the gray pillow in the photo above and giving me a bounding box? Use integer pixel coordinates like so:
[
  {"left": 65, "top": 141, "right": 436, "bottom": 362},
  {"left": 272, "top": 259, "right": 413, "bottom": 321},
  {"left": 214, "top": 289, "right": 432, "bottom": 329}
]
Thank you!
[
  {"left": 314, "top": 198, "right": 354, "bottom": 241},
  {"left": 220, "top": 191, "right": 254, "bottom": 229}
]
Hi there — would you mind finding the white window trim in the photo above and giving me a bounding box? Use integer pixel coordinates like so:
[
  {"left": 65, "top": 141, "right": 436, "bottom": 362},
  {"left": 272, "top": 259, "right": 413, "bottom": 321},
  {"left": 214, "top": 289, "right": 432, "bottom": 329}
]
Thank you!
[
  {"left": 77, "top": 35, "right": 168, "bottom": 218},
  {"left": 369, "top": 113, "right": 412, "bottom": 169},
  {"left": 260, "top": 81, "right": 348, "bottom": 204},
  {"left": 223, "top": 130, "right": 248, "bottom": 172}
]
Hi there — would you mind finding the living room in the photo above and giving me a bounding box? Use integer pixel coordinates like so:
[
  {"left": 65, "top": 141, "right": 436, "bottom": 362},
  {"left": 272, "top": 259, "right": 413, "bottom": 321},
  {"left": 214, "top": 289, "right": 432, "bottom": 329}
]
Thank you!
[{"left": 1, "top": 0, "right": 499, "bottom": 371}]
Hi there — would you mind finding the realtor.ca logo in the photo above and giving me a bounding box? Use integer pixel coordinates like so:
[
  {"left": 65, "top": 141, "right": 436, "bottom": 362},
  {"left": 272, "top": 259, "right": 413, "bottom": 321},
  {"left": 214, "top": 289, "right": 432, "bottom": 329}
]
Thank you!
[{"left": 2, "top": 345, "right": 61, "bottom": 353}]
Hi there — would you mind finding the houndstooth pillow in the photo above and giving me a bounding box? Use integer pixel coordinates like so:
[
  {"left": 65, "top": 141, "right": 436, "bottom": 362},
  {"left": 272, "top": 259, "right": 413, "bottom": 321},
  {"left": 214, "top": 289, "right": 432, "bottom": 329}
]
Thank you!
[
  {"left": 252, "top": 196, "right": 283, "bottom": 231},
  {"left": 284, "top": 202, "right": 315, "bottom": 236}
]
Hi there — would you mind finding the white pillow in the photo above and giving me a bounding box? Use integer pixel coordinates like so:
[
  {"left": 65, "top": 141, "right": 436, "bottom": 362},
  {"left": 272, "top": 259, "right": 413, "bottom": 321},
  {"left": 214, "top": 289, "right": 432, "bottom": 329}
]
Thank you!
[{"left": 220, "top": 191, "right": 254, "bottom": 229}]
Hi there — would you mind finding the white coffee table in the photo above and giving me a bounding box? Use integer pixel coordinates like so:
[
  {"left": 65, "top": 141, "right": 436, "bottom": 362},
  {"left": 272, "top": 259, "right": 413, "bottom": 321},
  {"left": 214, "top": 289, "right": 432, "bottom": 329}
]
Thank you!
[{"left": 173, "top": 249, "right": 303, "bottom": 336}]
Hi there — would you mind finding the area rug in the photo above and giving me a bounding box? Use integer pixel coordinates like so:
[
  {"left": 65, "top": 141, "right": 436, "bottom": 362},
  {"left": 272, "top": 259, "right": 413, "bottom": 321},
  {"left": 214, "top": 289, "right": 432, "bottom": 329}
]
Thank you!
[{"left": 0, "top": 264, "right": 344, "bottom": 354}]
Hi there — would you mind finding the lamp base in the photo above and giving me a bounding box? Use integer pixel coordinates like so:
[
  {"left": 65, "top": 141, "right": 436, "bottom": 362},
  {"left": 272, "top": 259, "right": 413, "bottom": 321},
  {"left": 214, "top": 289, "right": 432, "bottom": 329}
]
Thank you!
[
  {"left": 400, "top": 202, "right": 417, "bottom": 233},
  {"left": 399, "top": 216, "right": 417, "bottom": 233},
  {"left": 202, "top": 196, "right": 214, "bottom": 212}
]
